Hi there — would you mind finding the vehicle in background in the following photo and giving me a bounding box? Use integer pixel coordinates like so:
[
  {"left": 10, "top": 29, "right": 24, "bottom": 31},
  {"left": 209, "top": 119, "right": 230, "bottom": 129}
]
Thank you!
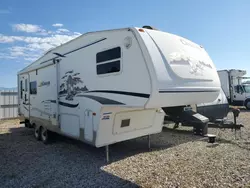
[{"left": 218, "top": 69, "right": 250, "bottom": 109}]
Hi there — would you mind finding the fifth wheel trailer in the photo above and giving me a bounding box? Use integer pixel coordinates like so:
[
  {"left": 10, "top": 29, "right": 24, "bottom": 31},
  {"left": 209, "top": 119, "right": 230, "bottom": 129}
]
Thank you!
[
  {"left": 18, "top": 26, "right": 220, "bottom": 159},
  {"left": 218, "top": 69, "right": 250, "bottom": 109}
]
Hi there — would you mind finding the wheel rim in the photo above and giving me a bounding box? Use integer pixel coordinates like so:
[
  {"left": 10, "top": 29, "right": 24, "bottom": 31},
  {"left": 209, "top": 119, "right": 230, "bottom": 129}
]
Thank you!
[
  {"left": 41, "top": 128, "right": 47, "bottom": 141},
  {"left": 35, "top": 127, "right": 39, "bottom": 138}
]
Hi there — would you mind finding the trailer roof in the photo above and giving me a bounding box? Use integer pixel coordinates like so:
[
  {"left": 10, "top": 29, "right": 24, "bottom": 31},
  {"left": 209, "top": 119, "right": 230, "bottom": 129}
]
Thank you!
[{"left": 18, "top": 27, "right": 133, "bottom": 74}]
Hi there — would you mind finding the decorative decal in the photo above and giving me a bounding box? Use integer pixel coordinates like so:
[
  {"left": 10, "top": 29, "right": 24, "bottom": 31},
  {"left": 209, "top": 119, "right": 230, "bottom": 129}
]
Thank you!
[
  {"left": 38, "top": 81, "right": 50, "bottom": 87},
  {"left": 102, "top": 115, "right": 110, "bottom": 120},
  {"left": 189, "top": 60, "right": 212, "bottom": 75},
  {"left": 102, "top": 112, "right": 112, "bottom": 120},
  {"left": 59, "top": 70, "right": 88, "bottom": 101},
  {"left": 42, "top": 100, "right": 79, "bottom": 108},
  {"left": 169, "top": 52, "right": 212, "bottom": 76},
  {"left": 103, "top": 112, "right": 112, "bottom": 115}
]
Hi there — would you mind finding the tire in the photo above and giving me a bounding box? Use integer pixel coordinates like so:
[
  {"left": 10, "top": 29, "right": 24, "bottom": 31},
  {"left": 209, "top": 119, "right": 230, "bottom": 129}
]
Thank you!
[
  {"left": 25, "top": 120, "right": 33, "bottom": 128},
  {"left": 245, "top": 100, "right": 250, "bottom": 110},
  {"left": 34, "top": 125, "right": 41, "bottom": 141},
  {"left": 41, "top": 126, "right": 50, "bottom": 144},
  {"left": 24, "top": 119, "right": 30, "bottom": 128}
]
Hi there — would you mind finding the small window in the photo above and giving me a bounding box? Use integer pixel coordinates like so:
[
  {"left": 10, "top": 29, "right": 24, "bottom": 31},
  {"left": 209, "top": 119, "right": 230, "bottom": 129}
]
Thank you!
[
  {"left": 96, "top": 47, "right": 121, "bottom": 63},
  {"left": 97, "top": 60, "right": 120, "bottom": 75},
  {"left": 25, "top": 79, "right": 28, "bottom": 91},
  {"left": 96, "top": 47, "right": 121, "bottom": 75},
  {"left": 30, "top": 81, "right": 37, "bottom": 95},
  {"left": 20, "top": 80, "right": 23, "bottom": 99},
  {"left": 234, "top": 85, "right": 244, "bottom": 94},
  {"left": 121, "top": 119, "right": 130, "bottom": 128}
]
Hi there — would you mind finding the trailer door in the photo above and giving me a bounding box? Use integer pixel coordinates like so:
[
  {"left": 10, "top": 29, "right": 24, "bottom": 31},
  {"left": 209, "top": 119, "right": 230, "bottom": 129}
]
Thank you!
[{"left": 20, "top": 74, "right": 30, "bottom": 118}]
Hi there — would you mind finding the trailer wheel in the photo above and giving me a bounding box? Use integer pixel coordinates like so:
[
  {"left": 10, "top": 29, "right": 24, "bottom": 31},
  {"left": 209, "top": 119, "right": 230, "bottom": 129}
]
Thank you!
[
  {"left": 41, "top": 127, "right": 50, "bottom": 144},
  {"left": 245, "top": 100, "right": 250, "bottom": 110},
  {"left": 34, "top": 125, "right": 41, "bottom": 141},
  {"left": 24, "top": 119, "right": 31, "bottom": 128}
]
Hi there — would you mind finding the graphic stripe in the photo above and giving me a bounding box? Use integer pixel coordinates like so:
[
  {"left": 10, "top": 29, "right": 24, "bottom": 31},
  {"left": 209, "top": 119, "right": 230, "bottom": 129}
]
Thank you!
[
  {"left": 43, "top": 100, "right": 79, "bottom": 108},
  {"left": 87, "top": 90, "right": 150, "bottom": 98},
  {"left": 64, "top": 38, "right": 107, "bottom": 56},
  {"left": 159, "top": 90, "right": 219, "bottom": 93},
  {"left": 40, "top": 38, "right": 107, "bottom": 65},
  {"left": 77, "top": 95, "right": 124, "bottom": 105}
]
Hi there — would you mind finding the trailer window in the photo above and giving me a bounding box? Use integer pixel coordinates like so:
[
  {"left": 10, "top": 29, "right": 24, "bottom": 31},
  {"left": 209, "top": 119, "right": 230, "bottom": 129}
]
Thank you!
[
  {"left": 30, "top": 81, "right": 37, "bottom": 95},
  {"left": 97, "top": 47, "right": 121, "bottom": 63},
  {"left": 97, "top": 60, "right": 120, "bottom": 75},
  {"left": 20, "top": 80, "right": 23, "bottom": 99},
  {"left": 96, "top": 47, "right": 121, "bottom": 75}
]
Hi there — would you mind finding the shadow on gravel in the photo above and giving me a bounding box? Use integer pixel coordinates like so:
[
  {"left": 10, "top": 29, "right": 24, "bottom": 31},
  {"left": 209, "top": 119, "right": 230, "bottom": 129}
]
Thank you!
[
  {"left": 0, "top": 124, "right": 203, "bottom": 188},
  {"left": 50, "top": 125, "right": 201, "bottom": 162},
  {"left": 215, "top": 137, "right": 250, "bottom": 151},
  {"left": 0, "top": 126, "right": 139, "bottom": 188}
]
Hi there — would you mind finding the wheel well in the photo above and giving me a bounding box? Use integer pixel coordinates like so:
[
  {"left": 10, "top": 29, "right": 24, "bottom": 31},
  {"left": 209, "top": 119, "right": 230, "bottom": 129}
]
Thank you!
[
  {"left": 244, "top": 99, "right": 250, "bottom": 105},
  {"left": 244, "top": 99, "right": 250, "bottom": 109}
]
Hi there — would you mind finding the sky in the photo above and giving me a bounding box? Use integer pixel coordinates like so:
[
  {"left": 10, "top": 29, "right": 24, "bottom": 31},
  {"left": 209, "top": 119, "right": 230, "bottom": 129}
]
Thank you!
[{"left": 0, "top": 0, "right": 249, "bottom": 87}]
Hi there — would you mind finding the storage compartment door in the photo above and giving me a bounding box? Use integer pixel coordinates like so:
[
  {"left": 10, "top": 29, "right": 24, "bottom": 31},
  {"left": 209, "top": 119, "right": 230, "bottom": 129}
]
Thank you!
[{"left": 113, "top": 109, "right": 155, "bottom": 135}]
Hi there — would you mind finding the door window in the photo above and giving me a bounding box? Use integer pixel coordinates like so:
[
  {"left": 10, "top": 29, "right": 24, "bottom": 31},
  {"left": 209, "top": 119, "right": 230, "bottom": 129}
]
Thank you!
[
  {"left": 234, "top": 85, "right": 244, "bottom": 94},
  {"left": 30, "top": 81, "right": 37, "bottom": 95}
]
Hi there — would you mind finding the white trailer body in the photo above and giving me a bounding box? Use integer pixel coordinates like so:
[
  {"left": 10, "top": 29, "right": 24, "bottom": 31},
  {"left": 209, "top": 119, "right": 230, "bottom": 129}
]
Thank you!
[
  {"left": 218, "top": 69, "right": 250, "bottom": 109},
  {"left": 18, "top": 27, "right": 220, "bottom": 147}
]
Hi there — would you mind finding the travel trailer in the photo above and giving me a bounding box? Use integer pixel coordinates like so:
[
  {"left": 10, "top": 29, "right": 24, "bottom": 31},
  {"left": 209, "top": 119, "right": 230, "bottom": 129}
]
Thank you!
[
  {"left": 218, "top": 69, "right": 250, "bottom": 109},
  {"left": 18, "top": 26, "right": 220, "bottom": 160}
]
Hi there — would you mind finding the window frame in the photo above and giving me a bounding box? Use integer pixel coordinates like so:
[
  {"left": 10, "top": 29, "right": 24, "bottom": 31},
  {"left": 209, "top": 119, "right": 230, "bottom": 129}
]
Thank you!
[
  {"left": 96, "top": 46, "right": 122, "bottom": 77},
  {"left": 30, "top": 81, "right": 37, "bottom": 95}
]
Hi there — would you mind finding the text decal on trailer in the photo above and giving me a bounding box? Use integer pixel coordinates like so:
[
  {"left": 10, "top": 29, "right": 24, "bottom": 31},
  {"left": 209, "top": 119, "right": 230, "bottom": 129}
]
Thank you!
[
  {"left": 38, "top": 81, "right": 50, "bottom": 87},
  {"left": 102, "top": 112, "right": 112, "bottom": 120}
]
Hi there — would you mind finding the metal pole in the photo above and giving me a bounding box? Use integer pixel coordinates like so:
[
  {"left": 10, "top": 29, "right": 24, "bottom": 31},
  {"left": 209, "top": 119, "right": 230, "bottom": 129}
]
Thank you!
[
  {"left": 105, "top": 145, "right": 109, "bottom": 163},
  {"left": 54, "top": 59, "right": 60, "bottom": 127},
  {"left": 234, "top": 128, "right": 237, "bottom": 140},
  {"left": 148, "top": 135, "right": 151, "bottom": 150}
]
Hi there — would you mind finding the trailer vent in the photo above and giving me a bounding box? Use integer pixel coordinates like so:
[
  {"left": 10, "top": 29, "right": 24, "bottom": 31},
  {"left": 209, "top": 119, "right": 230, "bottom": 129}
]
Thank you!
[
  {"left": 142, "top": 26, "right": 159, "bottom": 30},
  {"left": 121, "top": 119, "right": 130, "bottom": 128}
]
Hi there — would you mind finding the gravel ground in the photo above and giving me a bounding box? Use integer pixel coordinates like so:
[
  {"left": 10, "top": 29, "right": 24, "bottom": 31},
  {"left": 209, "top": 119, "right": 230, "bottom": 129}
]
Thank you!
[{"left": 0, "top": 109, "right": 250, "bottom": 188}]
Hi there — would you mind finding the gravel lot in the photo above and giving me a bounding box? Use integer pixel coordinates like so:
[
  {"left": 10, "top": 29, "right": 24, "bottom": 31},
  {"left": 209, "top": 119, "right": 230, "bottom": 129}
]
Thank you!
[{"left": 0, "top": 109, "right": 250, "bottom": 188}]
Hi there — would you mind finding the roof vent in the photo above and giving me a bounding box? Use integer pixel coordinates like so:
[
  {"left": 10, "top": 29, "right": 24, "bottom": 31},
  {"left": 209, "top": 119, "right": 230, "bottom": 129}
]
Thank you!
[{"left": 142, "top": 25, "right": 159, "bottom": 30}]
